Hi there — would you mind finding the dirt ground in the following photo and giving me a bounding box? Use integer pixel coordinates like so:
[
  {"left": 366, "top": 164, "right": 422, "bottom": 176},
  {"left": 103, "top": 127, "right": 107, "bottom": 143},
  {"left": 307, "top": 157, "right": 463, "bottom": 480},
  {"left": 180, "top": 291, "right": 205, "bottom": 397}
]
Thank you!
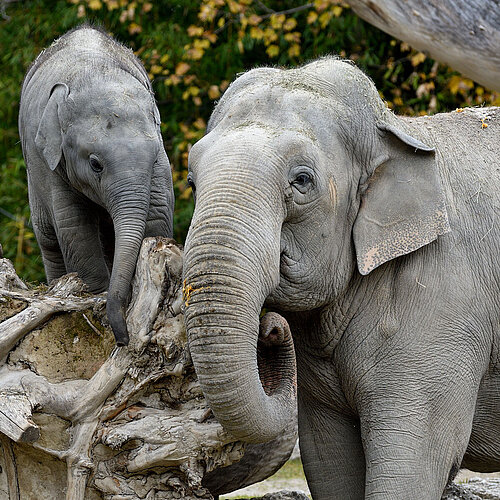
[{"left": 221, "top": 464, "right": 500, "bottom": 499}]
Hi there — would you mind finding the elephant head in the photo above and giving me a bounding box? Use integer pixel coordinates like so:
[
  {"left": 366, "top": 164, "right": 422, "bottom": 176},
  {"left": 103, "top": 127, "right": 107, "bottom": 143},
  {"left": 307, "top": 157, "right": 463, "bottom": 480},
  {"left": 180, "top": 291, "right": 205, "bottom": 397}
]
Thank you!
[
  {"left": 34, "top": 75, "right": 167, "bottom": 345},
  {"left": 183, "top": 57, "right": 449, "bottom": 442}
]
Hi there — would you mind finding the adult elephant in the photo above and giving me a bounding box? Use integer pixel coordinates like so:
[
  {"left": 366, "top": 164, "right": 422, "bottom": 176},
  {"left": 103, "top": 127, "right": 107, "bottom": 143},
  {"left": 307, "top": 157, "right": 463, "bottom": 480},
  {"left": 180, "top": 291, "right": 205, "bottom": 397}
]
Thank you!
[
  {"left": 19, "top": 26, "right": 174, "bottom": 345},
  {"left": 182, "top": 57, "right": 500, "bottom": 499}
]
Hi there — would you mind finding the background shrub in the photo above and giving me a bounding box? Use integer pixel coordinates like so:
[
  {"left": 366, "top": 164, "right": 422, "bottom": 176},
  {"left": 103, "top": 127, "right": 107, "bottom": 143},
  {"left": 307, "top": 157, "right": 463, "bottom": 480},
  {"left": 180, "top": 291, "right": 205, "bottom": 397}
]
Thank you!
[{"left": 1, "top": 0, "right": 498, "bottom": 282}]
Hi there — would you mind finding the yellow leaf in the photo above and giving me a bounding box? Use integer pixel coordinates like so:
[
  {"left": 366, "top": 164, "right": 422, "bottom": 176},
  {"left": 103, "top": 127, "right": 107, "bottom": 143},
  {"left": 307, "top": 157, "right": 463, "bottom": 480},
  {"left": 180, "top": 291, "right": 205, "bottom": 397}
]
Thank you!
[
  {"left": 198, "top": 4, "right": 217, "bottom": 22},
  {"left": 307, "top": 11, "right": 318, "bottom": 24},
  {"left": 314, "top": 0, "right": 329, "bottom": 12},
  {"left": 203, "top": 31, "right": 217, "bottom": 43},
  {"left": 150, "top": 64, "right": 162, "bottom": 75},
  {"left": 187, "top": 47, "right": 204, "bottom": 60},
  {"left": 193, "top": 117, "right": 206, "bottom": 130},
  {"left": 208, "top": 85, "right": 221, "bottom": 99},
  {"left": 270, "top": 14, "right": 285, "bottom": 29},
  {"left": 284, "top": 32, "right": 300, "bottom": 43},
  {"left": 77, "top": 4, "right": 86, "bottom": 17},
  {"left": 142, "top": 2, "right": 153, "bottom": 13},
  {"left": 332, "top": 5, "right": 343, "bottom": 17},
  {"left": 264, "top": 28, "right": 278, "bottom": 44},
  {"left": 160, "top": 54, "right": 170, "bottom": 64},
  {"left": 170, "top": 75, "right": 181, "bottom": 85},
  {"left": 128, "top": 22, "right": 142, "bottom": 35},
  {"left": 248, "top": 14, "right": 262, "bottom": 26},
  {"left": 266, "top": 44, "right": 279, "bottom": 58},
  {"left": 237, "top": 40, "right": 244, "bottom": 53},
  {"left": 88, "top": 0, "right": 102, "bottom": 10},
  {"left": 187, "top": 25, "right": 204, "bottom": 37},
  {"left": 410, "top": 52, "right": 426, "bottom": 67},
  {"left": 319, "top": 11, "right": 332, "bottom": 28},
  {"left": 288, "top": 43, "right": 300, "bottom": 58},
  {"left": 194, "top": 38, "right": 210, "bottom": 49},
  {"left": 106, "top": 0, "right": 119, "bottom": 10},
  {"left": 283, "top": 18, "right": 297, "bottom": 31},
  {"left": 250, "top": 27, "right": 264, "bottom": 40},
  {"left": 228, "top": 0, "right": 242, "bottom": 14},
  {"left": 175, "top": 62, "right": 191, "bottom": 76},
  {"left": 218, "top": 17, "right": 225, "bottom": 28},
  {"left": 448, "top": 75, "right": 474, "bottom": 95},
  {"left": 193, "top": 96, "right": 202, "bottom": 106}
]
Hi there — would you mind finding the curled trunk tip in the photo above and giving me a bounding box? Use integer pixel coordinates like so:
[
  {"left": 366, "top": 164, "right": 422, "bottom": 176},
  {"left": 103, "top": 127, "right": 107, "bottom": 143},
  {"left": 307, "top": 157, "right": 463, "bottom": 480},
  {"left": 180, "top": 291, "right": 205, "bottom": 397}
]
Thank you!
[{"left": 106, "top": 295, "right": 129, "bottom": 346}]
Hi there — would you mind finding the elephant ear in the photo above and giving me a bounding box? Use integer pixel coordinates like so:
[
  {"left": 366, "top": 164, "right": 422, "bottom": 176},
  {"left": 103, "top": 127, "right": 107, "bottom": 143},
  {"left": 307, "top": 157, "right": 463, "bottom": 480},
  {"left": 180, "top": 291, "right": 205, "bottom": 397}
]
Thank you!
[
  {"left": 352, "top": 122, "right": 451, "bottom": 275},
  {"left": 35, "top": 83, "right": 69, "bottom": 171}
]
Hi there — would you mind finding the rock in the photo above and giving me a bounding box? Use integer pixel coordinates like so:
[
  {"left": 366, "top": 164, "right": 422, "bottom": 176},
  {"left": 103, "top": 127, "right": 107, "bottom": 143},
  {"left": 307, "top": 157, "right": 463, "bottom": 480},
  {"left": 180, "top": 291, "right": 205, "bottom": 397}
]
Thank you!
[
  {"left": 443, "top": 479, "right": 500, "bottom": 499},
  {"left": 244, "top": 491, "right": 309, "bottom": 500}
]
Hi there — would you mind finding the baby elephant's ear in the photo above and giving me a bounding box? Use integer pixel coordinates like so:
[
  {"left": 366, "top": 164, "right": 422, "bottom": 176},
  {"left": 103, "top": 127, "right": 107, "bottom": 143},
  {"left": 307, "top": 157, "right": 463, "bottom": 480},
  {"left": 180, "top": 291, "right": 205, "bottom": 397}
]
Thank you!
[
  {"left": 353, "top": 122, "right": 451, "bottom": 275},
  {"left": 35, "top": 83, "right": 69, "bottom": 171}
]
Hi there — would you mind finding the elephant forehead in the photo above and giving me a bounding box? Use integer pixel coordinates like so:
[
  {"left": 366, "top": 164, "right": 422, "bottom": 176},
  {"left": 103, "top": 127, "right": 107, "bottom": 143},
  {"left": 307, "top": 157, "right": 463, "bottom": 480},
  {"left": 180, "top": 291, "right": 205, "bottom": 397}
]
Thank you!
[
  {"left": 192, "top": 124, "right": 320, "bottom": 170},
  {"left": 69, "top": 79, "right": 153, "bottom": 121},
  {"left": 213, "top": 83, "right": 344, "bottom": 141}
]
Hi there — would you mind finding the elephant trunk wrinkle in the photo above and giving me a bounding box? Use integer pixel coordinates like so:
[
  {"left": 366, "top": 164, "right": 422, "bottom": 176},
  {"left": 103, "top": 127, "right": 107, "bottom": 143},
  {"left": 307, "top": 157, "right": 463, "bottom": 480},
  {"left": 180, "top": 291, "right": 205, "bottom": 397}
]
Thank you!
[
  {"left": 184, "top": 246, "right": 296, "bottom": 443},
  {"left": 105, "top": 195, "right": 150, "bottom": 345}
]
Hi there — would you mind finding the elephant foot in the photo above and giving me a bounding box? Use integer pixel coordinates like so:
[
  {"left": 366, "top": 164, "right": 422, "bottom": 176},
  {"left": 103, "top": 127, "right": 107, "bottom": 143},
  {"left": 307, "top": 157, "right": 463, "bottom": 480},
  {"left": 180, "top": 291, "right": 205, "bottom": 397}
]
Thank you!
[{"left": 258, "top": 312, "right": 296, "bottom": 396}]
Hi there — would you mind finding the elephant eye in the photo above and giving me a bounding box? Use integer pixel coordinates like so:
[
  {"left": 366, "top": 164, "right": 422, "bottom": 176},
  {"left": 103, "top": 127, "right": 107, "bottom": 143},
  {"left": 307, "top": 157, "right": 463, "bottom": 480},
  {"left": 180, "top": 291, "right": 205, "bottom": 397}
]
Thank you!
[
  {"left": 291, "top": 170, "right": 313, "bottom": 194},
  {"left": 294, "top": 173, "right": 311, "bottom": 186},
  {"left": 187, "top": 173, "right": 196, "bottom": 194},
  {"left": 89, "top": 154, "right": 103, "bottom": 173}
]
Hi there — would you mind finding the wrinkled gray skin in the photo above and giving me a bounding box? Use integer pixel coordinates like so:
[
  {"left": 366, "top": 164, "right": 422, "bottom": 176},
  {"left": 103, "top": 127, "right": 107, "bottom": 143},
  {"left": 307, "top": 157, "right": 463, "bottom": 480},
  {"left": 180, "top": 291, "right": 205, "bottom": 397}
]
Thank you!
[
  {"left": 183, "top": 57, "right": 500, "bottom": 499},
  {"left": 19, "top": 26, "right": 174, "bottom": 345}
]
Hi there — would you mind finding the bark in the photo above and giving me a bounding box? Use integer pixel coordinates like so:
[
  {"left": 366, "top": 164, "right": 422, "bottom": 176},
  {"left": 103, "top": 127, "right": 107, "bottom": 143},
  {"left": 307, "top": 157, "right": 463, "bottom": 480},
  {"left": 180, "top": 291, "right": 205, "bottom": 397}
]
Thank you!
[
  {"left": 347, "top": 0, "right": 500, "bottom": 91},
  {"left": 0, "top": 237, "right": 297, "bottom": 500}
]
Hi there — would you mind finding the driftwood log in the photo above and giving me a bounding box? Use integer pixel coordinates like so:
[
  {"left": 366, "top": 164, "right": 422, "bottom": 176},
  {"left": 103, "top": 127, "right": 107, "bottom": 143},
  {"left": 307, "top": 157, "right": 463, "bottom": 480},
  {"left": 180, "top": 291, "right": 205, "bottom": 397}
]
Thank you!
[
  {"left": 348, "top": 0, "right": 500, "bottom": 92},
  {"left": 0, "top": 237, "right": 298, "bottom": 500}
]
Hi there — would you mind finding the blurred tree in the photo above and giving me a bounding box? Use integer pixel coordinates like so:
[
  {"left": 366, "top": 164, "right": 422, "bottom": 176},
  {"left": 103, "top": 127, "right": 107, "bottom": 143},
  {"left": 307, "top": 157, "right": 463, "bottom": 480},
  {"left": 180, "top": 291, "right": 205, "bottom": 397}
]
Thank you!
[{"left": 0, "top": 0, "right": 498, "bottom": 283}]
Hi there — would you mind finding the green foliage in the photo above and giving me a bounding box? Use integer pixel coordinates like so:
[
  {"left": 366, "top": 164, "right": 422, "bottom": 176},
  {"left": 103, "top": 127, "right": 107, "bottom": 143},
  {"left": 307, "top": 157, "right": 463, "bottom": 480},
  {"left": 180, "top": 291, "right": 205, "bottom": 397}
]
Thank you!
[{"left": 1, "top": 0, "right": 498, "bottom": 282}]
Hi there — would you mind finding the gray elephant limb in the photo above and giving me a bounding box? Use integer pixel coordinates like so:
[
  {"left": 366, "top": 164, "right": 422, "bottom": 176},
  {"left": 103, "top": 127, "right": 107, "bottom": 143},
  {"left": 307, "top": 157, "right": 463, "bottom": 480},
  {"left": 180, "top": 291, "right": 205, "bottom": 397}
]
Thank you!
[
  {"left": 19, "top": 25, "right": 174, "bottom": 345},
  {"left": 182, "top": 57, "right": 500, "bottom": 499}
]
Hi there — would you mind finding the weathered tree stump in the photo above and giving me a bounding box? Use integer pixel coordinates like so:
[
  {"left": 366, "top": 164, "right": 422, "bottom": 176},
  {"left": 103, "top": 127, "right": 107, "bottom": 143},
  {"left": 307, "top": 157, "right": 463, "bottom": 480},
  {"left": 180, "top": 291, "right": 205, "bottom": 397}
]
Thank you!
[{"left": 0, "top": 237, "right": 297, "bottom": 500}]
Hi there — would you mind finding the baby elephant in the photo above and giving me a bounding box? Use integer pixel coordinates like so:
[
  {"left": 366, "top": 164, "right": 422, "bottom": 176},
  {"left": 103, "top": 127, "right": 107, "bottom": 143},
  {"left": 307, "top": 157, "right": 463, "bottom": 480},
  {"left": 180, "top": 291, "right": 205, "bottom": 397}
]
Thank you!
[{"left": 19, "top": 26, "right": 174, "bottom": 345}]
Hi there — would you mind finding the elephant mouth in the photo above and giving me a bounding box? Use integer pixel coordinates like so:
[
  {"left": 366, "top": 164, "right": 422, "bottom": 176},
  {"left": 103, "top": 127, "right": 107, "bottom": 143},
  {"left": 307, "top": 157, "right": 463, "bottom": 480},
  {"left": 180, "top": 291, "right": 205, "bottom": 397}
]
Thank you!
[{"left": 257, "top": 312, "right": 295, "bottom": 396}]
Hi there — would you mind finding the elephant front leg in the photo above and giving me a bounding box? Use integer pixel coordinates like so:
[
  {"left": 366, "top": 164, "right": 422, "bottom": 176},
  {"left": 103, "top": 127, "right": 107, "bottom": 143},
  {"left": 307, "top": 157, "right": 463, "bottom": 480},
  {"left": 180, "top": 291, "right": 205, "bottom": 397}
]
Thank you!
[
  {"left": 299, "top": 395, "right": 366, "bottom": 500},
  {"left": 54, "top": 198, "right": 110, "bottom": 293},
  {"left": 359, "top": 398, "right": 473, "bottom": 500},
  {"left": 33, "top": 220, "right": 67, "bottom": 284}
]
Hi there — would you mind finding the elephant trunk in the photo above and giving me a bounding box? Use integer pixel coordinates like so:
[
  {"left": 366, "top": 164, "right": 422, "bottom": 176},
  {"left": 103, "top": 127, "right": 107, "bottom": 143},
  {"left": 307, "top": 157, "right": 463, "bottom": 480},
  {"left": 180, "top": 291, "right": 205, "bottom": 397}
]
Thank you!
[
  {"left": 184, "top": 208, "right": 297, "bottom": 443},
  {"left": 106, "top": 186, "right": 150, "bottom": 346}
]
